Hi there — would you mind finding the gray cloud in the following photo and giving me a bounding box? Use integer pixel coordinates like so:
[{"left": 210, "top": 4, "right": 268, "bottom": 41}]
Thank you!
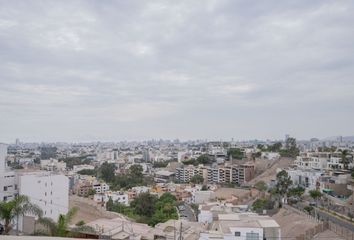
[{"left": 0, "top": 0, "right": 353, "bottom": 142}]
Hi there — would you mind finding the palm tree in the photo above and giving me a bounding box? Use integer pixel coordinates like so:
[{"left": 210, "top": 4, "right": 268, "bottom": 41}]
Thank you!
[
  {"left": 0, "top": 195, "right": 42, "bottom": 235},
  {"left": 37, "top": 207, "right": 94, "bottom": 237}
]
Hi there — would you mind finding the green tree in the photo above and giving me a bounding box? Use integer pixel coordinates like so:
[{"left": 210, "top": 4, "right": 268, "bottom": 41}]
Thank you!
[
  {"left": 0, "top": 195, "right": 42, "bottom": 235},
  {"left": 130, "top": 164, "right": 143, "bottom": 180},
  {"left": 182, "top": 159, "right": 198, "bottom": 166},
  {"left": 268, "top": 142, "right": 282, "bottom": 152},
  {"left": 75, "top": 220, "right": 85, "bottom": 226},
  {"left": 98, "top": 162, "right": 117, "bottom": 183},
  {"left": 254, "top": 181, "right": 268, "bottom": 192},
  {"left": 227, "top": 148, "right": 244, "bottom": 160},
  {"left": 190, "top": 175, "right": 204, "bottom": 184},
  {"left": 37, "top": 207, "right": 94, "bottom": 237},
  {"left": 77, "top": 169, "right": 96, "bottom": 176},
  {"left": 252, "top": 198, "right": 268, "bottom": 211},
  {"left": 130, "top": 193, "right": 158, "bottom": 217},
  {"left": 281, "top": 137, "right": 299, "bottom": 158},
  {"left": 304, "top": 206, "right": 313, "bottom": 214},
  {"left": 196, "top": 154, "right": 211, "bottom": 164},
  {"left": 275, "top": 170, "right": 293, "bottom": 197},
  {"left": 106, "top": 197, "right": 114, "bottom": 211},
  {"left": 309, "top": 190, "right": 322, "bottom": 205},
  {"left": 288, "top": 187, "right": 305, "bottom": 198}
]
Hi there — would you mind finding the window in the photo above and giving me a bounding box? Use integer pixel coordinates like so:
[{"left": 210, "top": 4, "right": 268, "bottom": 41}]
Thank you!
[
  {"left": 235, "top": 232, "right": 241, "bottom": 237},
  {"left": 246, "top": 232, "right": 259, "bottom": 240},
  {"left": 14, "top": 184, "right": 17, "bottom": 190},
  {"left": 45, "top": 192, "right": 47, "bottom": 196},
  {"left": 3, "top": 196, "right": 7, "bottom": 201},
  {"left": 3, "top": 186, "right": 7, "bottom": 191}
]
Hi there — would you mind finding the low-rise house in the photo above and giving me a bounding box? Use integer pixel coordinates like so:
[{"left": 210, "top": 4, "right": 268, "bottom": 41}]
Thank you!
[
  {"left": 86, "top": 217, "right": 154, "bottom": 240},
  {"left": 286, "top": 168, "right": 322, "bottom": 190},
  {"left": 40, "top": 159, "right": 66, "bottom": 171},
  {"left": 92, "top": 181, "right": 110, "bottom": 194},
  {"left": 199, "top": 213, "right": 280, "bottom": 240},
  {"left": 94, "top": 191, "right": 129, "bottom": 206}
]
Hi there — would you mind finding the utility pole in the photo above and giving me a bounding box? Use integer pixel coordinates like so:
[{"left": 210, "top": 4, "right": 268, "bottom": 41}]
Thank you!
[
  {"left": 173, "top": 220, "right": 176, "bottom": 240},
  {"left": 179, "top": 221, "right": 183, "bottom": 240}
]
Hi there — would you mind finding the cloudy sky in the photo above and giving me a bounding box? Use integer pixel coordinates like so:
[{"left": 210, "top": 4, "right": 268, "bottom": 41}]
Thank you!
[{"left": 0, "top": 0, "right": 353, "bottom": 143}]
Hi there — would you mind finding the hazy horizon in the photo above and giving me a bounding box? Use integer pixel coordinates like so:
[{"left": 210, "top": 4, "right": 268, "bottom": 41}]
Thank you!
[{"left": 1, "top": 1, "right": 354, "bottom": 142}]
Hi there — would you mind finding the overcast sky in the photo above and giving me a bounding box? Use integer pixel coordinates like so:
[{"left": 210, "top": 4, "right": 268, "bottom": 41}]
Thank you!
[{"left": 0, "top": 0, "right": 353, "bottom": 143}]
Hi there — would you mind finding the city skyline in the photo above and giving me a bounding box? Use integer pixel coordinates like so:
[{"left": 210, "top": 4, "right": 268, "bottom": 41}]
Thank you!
[{"left": 1, "top": 1, "right": 354, "bottom": 142}]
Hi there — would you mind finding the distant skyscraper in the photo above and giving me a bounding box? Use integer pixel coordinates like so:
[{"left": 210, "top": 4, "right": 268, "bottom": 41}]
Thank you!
[
  {"left": 142, "top": 149, "right": 150, "bottom": 162},
  {"left": 15, "top": 138, "right": 20, "bottom": 145}
]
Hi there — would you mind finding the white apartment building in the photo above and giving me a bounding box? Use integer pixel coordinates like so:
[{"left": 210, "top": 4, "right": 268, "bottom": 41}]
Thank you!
[
  {"left": 176, "top": 165, "right": 205, "bottom": 183},
  {"left": 93, "top": 191, "right": 129, "bottom": 206},
  {"left": 286, "top": 168, "right": 322, "bottom": 190},
  {"left": 0, "top": 143, "right": 18, "bottom": 202},
  {"left": 207, "top": 164, "right": 255, "bottom": 185},
  {"left": 40, "top": 159, "right": 66, "bottom": 171},
  {"left": 176, "top": 164, "right": 255, "bottom": 185},
  {"left": 295, "top": 152, "right": 344, "bottom": 170},
  {"left": 19, "top": 172, "right": 69, "bottom": 221},
  {"left": 92, "top": 181, "right": 110, "bottom": 194}
]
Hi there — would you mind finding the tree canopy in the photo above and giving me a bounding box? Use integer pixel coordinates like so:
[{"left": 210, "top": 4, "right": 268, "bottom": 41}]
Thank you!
[
  {"left": 227, "top": 148, "right": 244, "bottom": 160},
  {"left": 190, "top": 175, "right": 204, "bottom": 184},
  {"left": 0, "top": 195, "right": 42, "bottom": 234},
  {"left": 98, "top": 162, "right": 117, "bottom": 183},
  {"left": 275, "top": 170, "right": 293, "bottom": 196}
]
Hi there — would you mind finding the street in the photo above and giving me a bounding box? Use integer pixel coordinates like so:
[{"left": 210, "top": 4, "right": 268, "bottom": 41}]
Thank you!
[{"left": 178, "top": 202, "right": 196, "bottom": 222}]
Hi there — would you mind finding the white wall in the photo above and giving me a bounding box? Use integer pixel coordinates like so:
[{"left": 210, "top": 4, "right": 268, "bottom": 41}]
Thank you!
[
  {"left": 228, "top": 227, "right": 263, "bottom": 240},
  {"left": 0, "top": 143, "right": 8, "bottom": 172},
  {"left": 19, "top": 173, "right": 69, "bottom": 221},
  {"left": 94, "top": 192, "right": 128, "bottom": 206},
  {"left": 198, "top": 210, "right": 213, "bottom": 224},
  {"left": 0, "top": 144, "right": 18, "bottom": 202}
]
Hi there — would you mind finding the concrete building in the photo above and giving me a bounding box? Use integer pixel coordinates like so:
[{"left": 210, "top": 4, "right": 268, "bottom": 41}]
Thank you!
[
  {"left": 40, "top": 159, "right": 66, "bottom": 171},
  {"left": 0, "top": 143, "right": 18, "bottom": 202},
  {"left": 207, "top": 164, "right": 255, "bottom": 185},
  {"left": 176, "top": 165, "right": 204, "bottom": 183},
  {"left": 286, "top": 168, "right": 322, "bottom": 190},
  {"left": 199, "top": 213, "right": 280, "bottom": 240},
  {"left": 176, "top": 164, "right": 255, "bottom": 185},
  {"left": 154, "top": 170, "right": 175, "bottom": 183},
  {"left": 93, "top": 191, "right": 129, "bottom": 206},
  {"left": 19, "top": 172, "right": 69, "bottom": 221},
  {"left": 295, "top": 152, "right": 345, "bottom": 170},
  {"left": 92, "top": 181, "right": 110, "bottom": 194}
]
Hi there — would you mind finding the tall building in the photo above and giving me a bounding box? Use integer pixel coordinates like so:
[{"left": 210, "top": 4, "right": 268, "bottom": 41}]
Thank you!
[
  {"left": 0, "top": 143, "right": 18, "bottom": 202},
  {"left": 19, "top": 172, "right": 69, "bottom": 221}
]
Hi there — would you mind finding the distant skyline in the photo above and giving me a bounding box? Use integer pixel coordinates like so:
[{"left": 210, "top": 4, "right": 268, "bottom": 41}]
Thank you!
[{"left": 1, "top": 1, "right": 354, "bottom": 143}]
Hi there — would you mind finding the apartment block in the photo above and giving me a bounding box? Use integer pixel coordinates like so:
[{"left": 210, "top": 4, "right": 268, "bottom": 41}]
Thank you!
[
  {"left": 19, "top": 171, "right": 69, "bottom": 221},
  {"left": 0, "top": 143, "right": 18, "bottom": 202}
]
